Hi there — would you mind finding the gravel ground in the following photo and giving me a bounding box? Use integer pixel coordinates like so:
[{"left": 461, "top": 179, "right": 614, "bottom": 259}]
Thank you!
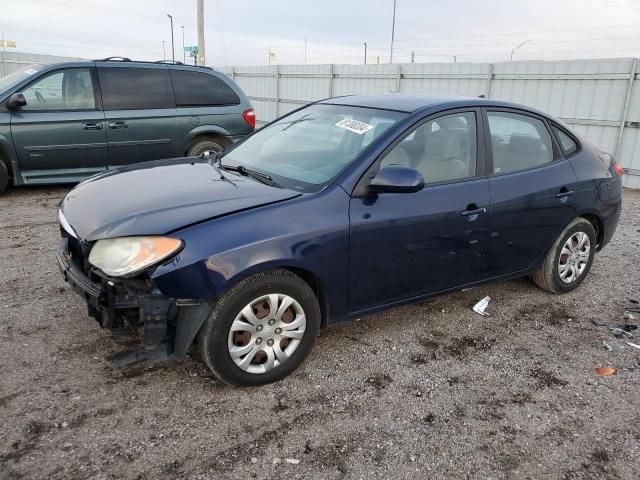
[{"left": 1, "top": 185, "right": 639, "bottom": 480}]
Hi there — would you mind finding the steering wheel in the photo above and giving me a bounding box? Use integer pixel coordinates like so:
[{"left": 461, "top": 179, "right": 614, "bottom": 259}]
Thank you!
[{"left": 35, "top": 90, "right": 45, "bottom": 104}]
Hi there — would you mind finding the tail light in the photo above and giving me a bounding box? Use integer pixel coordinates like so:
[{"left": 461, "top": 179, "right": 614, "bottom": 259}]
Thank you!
[
  {"left": 613, "top": 163, "right": 624, "bottom": 177},
  {"left": 243, "top": 109, "right": 256, "bottom": 129}
]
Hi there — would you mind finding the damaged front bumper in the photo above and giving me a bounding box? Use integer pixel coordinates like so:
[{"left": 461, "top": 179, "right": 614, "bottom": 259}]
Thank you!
[{"left": 56, "top": 237, "right": 211, "bottom": 366}]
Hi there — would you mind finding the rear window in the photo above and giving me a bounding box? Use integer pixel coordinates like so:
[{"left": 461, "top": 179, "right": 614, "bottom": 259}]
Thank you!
[
  {"left": 98, "top": 67, "right": 174, "bottom": 110},
  {"left": 170, "top": 70, "right": 240, "bottom": 106}
]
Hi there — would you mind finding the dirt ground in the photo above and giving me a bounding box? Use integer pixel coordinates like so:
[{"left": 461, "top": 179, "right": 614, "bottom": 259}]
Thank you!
[{"left": 1, "top": 185, "right": 639, "bottom": 480}]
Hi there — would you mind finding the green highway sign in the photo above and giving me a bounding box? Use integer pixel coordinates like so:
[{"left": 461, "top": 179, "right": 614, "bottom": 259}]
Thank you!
[{"left": 184, "top": 46, "right": 199, "bottom": 57}]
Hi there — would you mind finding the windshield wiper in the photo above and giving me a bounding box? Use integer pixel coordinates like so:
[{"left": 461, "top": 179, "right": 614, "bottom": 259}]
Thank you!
[{"left": 219, "top": 162, "right": 282, "bottom": 188}]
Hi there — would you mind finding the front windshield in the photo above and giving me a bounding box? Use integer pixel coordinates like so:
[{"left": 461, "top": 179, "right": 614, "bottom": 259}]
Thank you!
[
  {"left": 0, "top": 65, "right": 42, "bottom": 96},
  {"left": 224, "top": 103, "right": 406, "bottom": 192}
]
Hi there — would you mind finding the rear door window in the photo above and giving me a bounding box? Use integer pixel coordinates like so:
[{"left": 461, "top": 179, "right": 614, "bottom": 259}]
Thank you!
[
  {"left": 487, "top": 111, "right": 553, "bottom": 174},
  {"left": 98, "top": 67, "right": 174, "bottom": 110},
  {"left": 170, "top": 70, "right": 240, "bottom": 106}
]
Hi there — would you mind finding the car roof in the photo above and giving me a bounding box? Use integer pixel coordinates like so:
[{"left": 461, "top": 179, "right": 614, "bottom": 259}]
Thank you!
[{"left": 319, "top": 93, "right": 545, "bottom": 116}]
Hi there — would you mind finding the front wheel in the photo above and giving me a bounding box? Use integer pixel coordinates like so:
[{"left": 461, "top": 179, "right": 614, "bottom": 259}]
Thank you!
[
  {"left": 532, "top": 218, "right": 596, "bottom": 293},
  {"left": 0, "top": 161, "right": 9, "bottom": 196},
  {"left": 197, "top": 270, "right": 321, "bottom": 386}
]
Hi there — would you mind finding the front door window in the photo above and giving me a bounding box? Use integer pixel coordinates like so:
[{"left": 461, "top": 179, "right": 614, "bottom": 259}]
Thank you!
[{"left": 21, "top": 69, "right": 95, "bottom": 111}]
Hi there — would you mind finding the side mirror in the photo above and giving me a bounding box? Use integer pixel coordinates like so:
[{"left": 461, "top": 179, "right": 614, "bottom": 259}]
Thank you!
[
  {"left": 369, "top": 165, "right": 425, "bottom": 194},
  {"left": 6, "top": 92, "right": 26, "bottom": 110}
]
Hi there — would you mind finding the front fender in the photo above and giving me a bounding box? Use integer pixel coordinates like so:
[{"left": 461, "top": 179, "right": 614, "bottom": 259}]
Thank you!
[
  {"left": 150, "top": 186, "right": 351, "bottom": 322},
  {"left": 0, "top": 126, "right": 21, "bottom": 184}
]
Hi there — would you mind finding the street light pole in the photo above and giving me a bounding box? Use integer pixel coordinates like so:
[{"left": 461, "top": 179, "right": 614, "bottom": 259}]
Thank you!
[
  {"left": 364, "top": 42, "right": 367, "bottom": 64},
  {"left": 511, "top": 40, "right": 532, "bottom": 61},
  {"left": 389, "top": 0, "right": 397, "bottom": 64},
  {"left": 181, "top": 26, "right": 185, "bottom": 63},
  {"left": 167, "top": 14, "right": 175, "bottom": 62}
]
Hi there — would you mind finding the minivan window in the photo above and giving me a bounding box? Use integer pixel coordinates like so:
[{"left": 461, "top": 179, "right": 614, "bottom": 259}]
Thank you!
[
  {"left": 0, "top": 65, "right": 41, "bottom": 95},
  {"left": 22, "top": 68, "right": 95, "bottom": 111},
  {"left": 170, "top": 70, "right": 240, "bottom": 106},
  {"left": 487, "top": 111, "right": 553, "bottom": 174},
  {"left": 98, "top": 67, "right": 174, "bottom": 110}
]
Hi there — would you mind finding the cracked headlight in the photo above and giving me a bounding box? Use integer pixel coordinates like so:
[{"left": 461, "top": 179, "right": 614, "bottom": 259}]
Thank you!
[{"left": 88, "top": 236, "right": 183, "bottom": 277}]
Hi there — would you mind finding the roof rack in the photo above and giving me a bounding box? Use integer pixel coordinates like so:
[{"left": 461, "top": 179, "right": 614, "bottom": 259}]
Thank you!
[
  {"left": 96, "top": 56, "right": 132, "bottom": 62},
  {"left": 93, "top": 57, "right": 213, "bottom": 70}
]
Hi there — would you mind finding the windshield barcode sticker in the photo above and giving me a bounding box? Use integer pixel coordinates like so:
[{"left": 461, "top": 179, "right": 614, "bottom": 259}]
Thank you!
[{"left": 335, "top": 118, "right": 374, "bottom": 135}]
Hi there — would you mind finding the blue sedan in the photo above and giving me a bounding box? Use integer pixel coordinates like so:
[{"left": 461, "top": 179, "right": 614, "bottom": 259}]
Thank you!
[{"left": 56, "top": 94, "right": 623, "bottom": 386}]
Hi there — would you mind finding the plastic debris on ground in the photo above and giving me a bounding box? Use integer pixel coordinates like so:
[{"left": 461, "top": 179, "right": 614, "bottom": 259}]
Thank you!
[
  {"left": 594, "top": 367, "right": 616, "bottom": 376},
  {"left": 472, "top": 296, "right": 491, "bottom": 316},
  {"left": 610, "top": 324, "right": 638, "bottom": 338},
  {"left": 625, "top": 341, "right": 640, "bottom": 350},
  {"left": 603, "top": 341, "right": 613, "bottom": 352}
]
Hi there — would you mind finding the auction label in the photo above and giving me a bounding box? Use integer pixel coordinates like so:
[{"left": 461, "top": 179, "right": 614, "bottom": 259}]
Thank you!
[{"left": 335, "top": 118, "right": 374, "bottom": 134}]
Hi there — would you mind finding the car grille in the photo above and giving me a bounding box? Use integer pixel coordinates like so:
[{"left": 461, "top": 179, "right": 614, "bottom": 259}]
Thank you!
[{"left": 62, "top": 229, "right": 91, "bottom": 274}]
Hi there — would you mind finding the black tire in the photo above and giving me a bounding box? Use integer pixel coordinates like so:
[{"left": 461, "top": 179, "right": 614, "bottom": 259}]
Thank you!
[
  {"left": 187, "top": 137, "right": 224, "bottom": 157},
  {"left": 197, "top": 269, "right": 321, "bottom": 386},
  {"left": 532, "top": 218, "right": 596, "bottom": 293},
  {"left": 0, "top": 160, "right": 9, "bottom": 196}
]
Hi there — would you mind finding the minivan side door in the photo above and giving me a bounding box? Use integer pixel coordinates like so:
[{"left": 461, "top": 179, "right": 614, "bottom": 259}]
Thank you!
[
  {"left": 10, "top": 67, "right": 107, "bottom": 183},
  {"left": 484, "top": 109, "right": 579, "bottom": 277},
  {"left": 96, "top": 64, "right": 178, "bottom": 167},
  {"left": 348, "top": 109, "right": 491, "bottom": 313}
]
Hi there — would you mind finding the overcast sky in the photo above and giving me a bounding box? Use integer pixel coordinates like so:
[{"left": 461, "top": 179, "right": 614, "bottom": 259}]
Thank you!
[{"left": 2, "top": 0, "right": 640, "bottom": 65}]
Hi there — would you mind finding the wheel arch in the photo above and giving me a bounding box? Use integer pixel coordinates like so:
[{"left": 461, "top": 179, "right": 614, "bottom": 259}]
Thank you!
[
  {"left": 186, "top": 126, "right": 232, "bottom": 154},
  {"left": 577, "top": 211, "right": 604, "bottom": 250},
  {"left": 219, "top": 263, "right": 330, "bottom": 328}
]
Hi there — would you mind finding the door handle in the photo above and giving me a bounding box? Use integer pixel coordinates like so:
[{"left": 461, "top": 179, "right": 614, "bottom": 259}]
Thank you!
[
  {"left": 108, "top": 121, "right": 128, "bottom": 129},
  {"left": 461, "top": 207, "right": 487, "bottom": 217},
  {"left": 82, "top": 122, "right": 104, "bottom": 130},
  {"left": 555, "top": 190, "right": 575, "bottom": 199}
]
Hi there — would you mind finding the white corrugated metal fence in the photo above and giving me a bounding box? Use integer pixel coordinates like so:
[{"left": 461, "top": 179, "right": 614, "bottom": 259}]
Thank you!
[{"left": 219, "top": 58, "right": 640, "bottom": 188}]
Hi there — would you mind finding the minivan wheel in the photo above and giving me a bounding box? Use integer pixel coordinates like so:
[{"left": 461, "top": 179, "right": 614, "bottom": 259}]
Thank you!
[
  {"left": 531, "top": 218, "right": 596, "bottom": 293},
  {"left": 197, "top": 269, "right": 321, "bottom": 386},
  {"left": 187, "top": 138, "right": 224, "bottom": 157},
  {"left": 0, "top": 161, "right": 9, "bottom": 196}
]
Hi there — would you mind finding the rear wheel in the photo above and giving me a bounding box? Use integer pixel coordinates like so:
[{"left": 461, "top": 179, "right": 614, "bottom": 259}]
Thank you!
[
  {"left": 197, "top": 269, "right": 321, "bottom": 386},
  {"left": 187, "top": 137, "right": 225, "bottom": 157},
  {"left": 0, "top": 160, "right": 9, "bottom": 196},
  {"left": 532, "top": 218, "right": 596, "bottom": 293}
]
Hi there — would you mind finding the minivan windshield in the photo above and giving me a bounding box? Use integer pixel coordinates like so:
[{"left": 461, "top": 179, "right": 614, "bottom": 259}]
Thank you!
[
  {"left": 223, "top": 103, "right": 406, "bottom": 192},
  {"left": 0, "top": 65, "right": 42, "bottom": 96}
]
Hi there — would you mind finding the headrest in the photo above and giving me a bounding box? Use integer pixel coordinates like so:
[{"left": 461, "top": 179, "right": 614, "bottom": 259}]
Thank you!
[
  {"left": 508, "top": 134, "right": 543, "bottom": 154},
  {"left": 424, "top": 129, "right": 461, "bottom": 162}
]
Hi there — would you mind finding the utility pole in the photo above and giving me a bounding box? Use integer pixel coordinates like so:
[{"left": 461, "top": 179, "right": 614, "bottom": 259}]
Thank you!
[
  {"left": 197, "top": 0, "right": 206, "bottom": 66},
  {"left": 181, "top": 26, "right": 185, "bottom": 63},
  {"left": 389, "top": 0, "right": 397, "bottom": 64},
  {"left": 410, "top": 51, "right": 414, "bottom": 63},
  {"left": 167, "top": 14, "right": 175, "bottom": 62},
  {"left": 364, "top": 42, "right": 367, "bottom": 64},
  {"left": 1, "top": 33, "right": 6, "bottom": 77},
  {"left": 162, "top": 40, "right": 166, "bottom": 60}
]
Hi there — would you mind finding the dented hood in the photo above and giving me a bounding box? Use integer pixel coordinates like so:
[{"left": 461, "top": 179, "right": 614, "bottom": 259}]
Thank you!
[{"left": 59, "top": 158, "right": 300, "bottom": 241}]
